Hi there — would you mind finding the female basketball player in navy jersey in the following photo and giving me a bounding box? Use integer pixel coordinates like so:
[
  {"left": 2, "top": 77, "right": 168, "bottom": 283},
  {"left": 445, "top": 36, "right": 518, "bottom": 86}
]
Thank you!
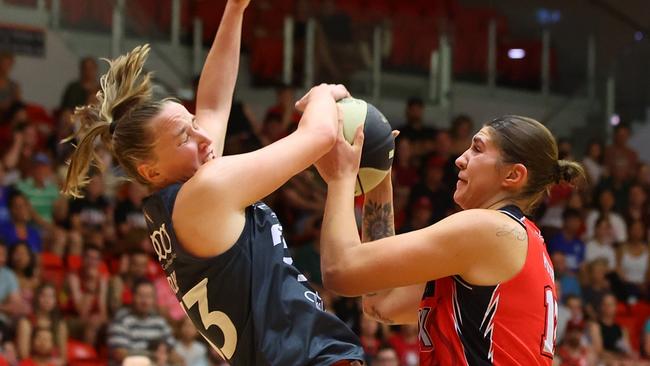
[
  {"left": 62, "top": 0, "right": 365, "bottom": 364},
  {"left": 316, "top": 115, "right": 585, "bottom": 365}
]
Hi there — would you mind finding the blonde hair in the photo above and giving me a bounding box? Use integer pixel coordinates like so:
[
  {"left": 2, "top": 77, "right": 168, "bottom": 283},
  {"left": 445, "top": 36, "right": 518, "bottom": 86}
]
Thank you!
[{"left": 63, "top": 44, "right": 164, "bottom": 198}]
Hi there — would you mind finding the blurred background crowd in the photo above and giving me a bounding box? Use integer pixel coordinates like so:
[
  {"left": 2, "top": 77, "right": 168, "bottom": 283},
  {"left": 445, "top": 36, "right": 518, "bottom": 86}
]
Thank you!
[{"left": 0, "top": 0, "right": 649, "bottom": 365}]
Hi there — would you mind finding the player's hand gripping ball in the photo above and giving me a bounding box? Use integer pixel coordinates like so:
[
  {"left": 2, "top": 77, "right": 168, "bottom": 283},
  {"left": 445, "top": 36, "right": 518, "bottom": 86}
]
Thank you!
[{"left": 337, "top": 97, "right": 394, "bottom": 196}]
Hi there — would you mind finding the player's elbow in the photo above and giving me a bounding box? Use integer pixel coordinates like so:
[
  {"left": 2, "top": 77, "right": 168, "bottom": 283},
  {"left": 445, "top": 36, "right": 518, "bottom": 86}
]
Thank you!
[{"left": 322, "top": 265, "right": 361, "bottom": 297}]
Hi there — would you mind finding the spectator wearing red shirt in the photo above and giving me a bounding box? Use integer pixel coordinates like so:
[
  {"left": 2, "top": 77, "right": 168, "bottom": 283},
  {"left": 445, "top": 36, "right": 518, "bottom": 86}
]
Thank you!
[{"left": 387, "top": 325, "right": 419, "bottom": 366}]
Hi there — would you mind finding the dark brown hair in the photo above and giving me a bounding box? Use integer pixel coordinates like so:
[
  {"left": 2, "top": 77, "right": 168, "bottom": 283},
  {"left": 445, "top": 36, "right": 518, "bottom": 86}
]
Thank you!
[{"left": 486, "top": 115, "right": 585, "bottom": 213}]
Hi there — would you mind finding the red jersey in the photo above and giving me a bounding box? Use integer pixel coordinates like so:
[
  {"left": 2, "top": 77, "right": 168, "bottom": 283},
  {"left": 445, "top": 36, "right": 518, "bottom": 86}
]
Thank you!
[{"left": 419, "top": 205, "right": 557, "bottom": 365}]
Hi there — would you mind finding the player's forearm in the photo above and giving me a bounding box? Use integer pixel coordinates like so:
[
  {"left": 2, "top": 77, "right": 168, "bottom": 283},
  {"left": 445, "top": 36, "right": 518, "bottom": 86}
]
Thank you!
[
  {"left": 195, "top": 2, "right": 244, "bottom": 119},
  {"left": 361, "top": 175, "right": 395, "bottom": 299},
  {"left": 321, "top": 178, "right": 361, "bottom": 294}
]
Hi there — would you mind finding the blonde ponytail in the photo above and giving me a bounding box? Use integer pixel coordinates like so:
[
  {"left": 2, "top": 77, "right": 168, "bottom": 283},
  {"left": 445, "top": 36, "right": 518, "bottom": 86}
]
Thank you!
[{"left": 63, "top": 44, "right": 162, "bottom": 198}]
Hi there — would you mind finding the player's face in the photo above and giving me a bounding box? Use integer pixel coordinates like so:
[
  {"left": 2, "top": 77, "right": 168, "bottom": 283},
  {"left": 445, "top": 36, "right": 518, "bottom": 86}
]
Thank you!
[
  {"left": 148, "top": 101, "right": 214, "bottom": 186},
  {"left": 454, "top": 127, "right": 509, "bottom": 209}
]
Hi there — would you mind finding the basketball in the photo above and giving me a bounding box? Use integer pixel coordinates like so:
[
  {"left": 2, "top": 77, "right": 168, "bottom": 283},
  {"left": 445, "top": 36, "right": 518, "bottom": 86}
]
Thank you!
[{"left": 337, "top": 97, "right": 395, "bottom": 196}]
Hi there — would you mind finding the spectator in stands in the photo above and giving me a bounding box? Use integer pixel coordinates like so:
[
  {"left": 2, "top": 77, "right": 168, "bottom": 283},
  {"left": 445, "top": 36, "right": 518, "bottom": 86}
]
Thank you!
[
  {"left": 260, "top": 111, "right": 287, "bottom": 144},
  {"left": 625, "top": 183, "right": 650, "bottom": 228},
  {"left": 556, "top": 281, "right": 571, "bottom": 343},
  {"left": 552, "top": 252, "right": 581, "bottom": 301},
  {"left": 114, "top": 182, "right": 147, "bottom": 238},
  {"left": 588, "top": 293, "right": 635, "bottom": 363},
  {"left": 585, "top": 188, "right": 627, "bottom": 243},
  {"left": 392, "top": 137, "right": 419, "bottom": 189},
  {"left": 582, "top": 258, "right": 612, "bottom": 320},
  {"left": 387, "top": 325, "right": 419, "bottom": 366},
  {"left": 108, "top": 249, "right": 149, "bottom": 314},
  {"left": 264, "top": 84, "right": 301, "bottom": 132},
  {"left": 0, "top": 52, "right": 20, "bottom": 116},
  {"left": 69, "top": 171, "right": 112, "bottom": 236},
  {"left": 396, "top": 97, "right": 436, "bottom": 158},
  {"left": 604, "top": 124, "right": 638, "bottom": 187},
  {"left": 615, "top": 219, "right": 649, "bottom": 302},
  {"left": 8, "top": 242, "right": 39, "bottom": 312},
  {"left": 148, "top": 339, "right": 178, "bottom": 366},
  {"left": 64, "top": 244, "right": 108, "bottom": 346},
  {"left": 373, "top": 345, "right": 399, "bottom": 366},
  {"left": 556, "top": 322, "right": 596, "bottom": 366},
  {"left": 174, "top": 317, "right": 208, "bottom": 366},
  {"left": 449, "top": 114, "right": 474, "bottom": 157},
  {"left": 584, "top": 217, "right": 617, "bottom": 271},
  {"left": 223, "top": 100, "right": 263, "bottom": 154},
  {"left": 60, "top": 56, "right": 99, "bottom": 111},
  {"left": 359, "top": 314, "right": 381, "bottom": 363},
  {"left": 107, "top": 279, "right": 175, "bottom": 365},
  {"left": 0, "top": 240, "right": 29, "bottom": 327},
  {"left": 16, "top": 153, "right": 60, "bottom": 223},
  {"left": 291, "top": 216, "right": 324, "bottom": 286},
  {"left": 0, "top": 190, "right": 42, "bottom": 253},
  {"left": 399, "top": 196, "right": 433, "bottom": 233},
  {"left": 17, "top": 327, "right": 57, "bottom": 366},
  {"left": 408, "top": 156, "right": 453, "bottom": 225},
  {"left": 15, "top": 283, "right": 67, "bottom": 364},
  {"left": 582, "top": 139, "right": 605, "bottom": 188},
  {"left": 548, "top": 208, "right": 586, "bottom": 273}
]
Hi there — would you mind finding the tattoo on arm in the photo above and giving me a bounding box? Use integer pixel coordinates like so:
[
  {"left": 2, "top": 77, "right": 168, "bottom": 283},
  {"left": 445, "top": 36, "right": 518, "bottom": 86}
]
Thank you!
[
  {"left": 496, "top": 225, "right": 527, "bottom": 241},
  {"left": 367, "top": 304, "right": 395, "bottom": 324},
  {"left": 362, "top": 200, "right": 395, "bottom": 241}
]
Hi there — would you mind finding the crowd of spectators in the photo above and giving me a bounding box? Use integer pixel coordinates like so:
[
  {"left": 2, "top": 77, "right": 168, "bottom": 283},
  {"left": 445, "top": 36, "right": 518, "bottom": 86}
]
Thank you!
[{"left": 0, "top": 36, "right": 649, "bottom": 366}]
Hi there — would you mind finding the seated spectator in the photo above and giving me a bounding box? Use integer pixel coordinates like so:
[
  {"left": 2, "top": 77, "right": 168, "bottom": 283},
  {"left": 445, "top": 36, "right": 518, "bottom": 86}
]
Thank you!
[
  {"left": 223, "top": 100, "right": 264, "bottom": 154},
  {"left": 107, "top": 279, "right": 175, "bottom": 365},
  {"left": 548, "top": 208, "right": 586, "bottom": 272},
  {"left": 392, "top": 137, "right": 419, "bottom": 189},
  {"left": 449, "top": 114, "right": 474, "bottom": 157},
  {"left": 0, "top": 51, "right": 20, "bottom": 116},
  {"left": 148, "top": 339, "right": 179, "bottom": 366},
  {"left": 373, "top": 345, "right": 400, "bottom": 366},
  {"left": 387, "top": 325, "right": 419, "bottom": 366},
  {"left": 585, "top": 188, "right": 627, "bottom": 243},
  {"left": 582, "top": 258, "right": 611, "bottom": 320},
  {"left": 174, "top": 317, "right": 208, "bottom": 366},
  {"left": 114, "top": 182, "right": 148, "bottom": 238},
  {"left": 0, "top": 241, "right": 29, "bottom": 327},
  {"left": 0, "top": 190, "right": 42, "bottom": 253},
  {"left": 15, "top": 153, "right": 60, "bottom": 223},
  {"left": 584, "top": 217, "right": 617, "bottom": 271},
  {"left": 359, "top": 314, "right": 381, "bottom": 363},
  {"left": 395, "top": 97, "right": 437, "bottom": 159},
  {"left": 17, "top": 327, "right": 57, "bottom": 366},
  {"left": 59, "top": 56, "right": 99, "bottom": 111},
  {"left": 615, "top": 219, "right": 649, "bottom": 302},
  {"left": 407, "top": 156, "right": 453, "bottom": 225},
  {"left": 8, "top": 242, "right": 39, "bottom": 312},
  {"left": 63, "top": 244, "right": 108, "bottom": 346},
  {"left": 604, "top": 124, "right": 637, "bottom": 197},
  {"left": 399, "top": 196, "right": 433, "bottom": 233},
  {"left": 588, "top": 293, "right": 635, "bottom": 363},
  {"left": 264, "top": 84, "right": 301, "bottom": 132},
  {"left": 625, "top": 183, "right": 650, "bottom": 227},
  {"left": 581, "top": 139, "right": 605, "bottom": 188},
  {"left": 552, "top": 252, "right": 582, "bottom": 301},
  {"left": 15, "top": 283, "right": 67, "bottom": 364},
  {"left": 69, "top": 171, "right": 112, "bottom": 236},
  {"left": 556, "top": 322, "right": 596, "bottom": 366},
  {"left": 108, "top": 249, "right": 149, "bottom": 313}
]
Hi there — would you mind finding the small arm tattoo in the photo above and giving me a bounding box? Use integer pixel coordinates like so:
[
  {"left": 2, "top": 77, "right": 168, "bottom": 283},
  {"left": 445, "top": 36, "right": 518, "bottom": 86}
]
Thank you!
[
  {"left": 363, "top": 200, "right": 395, "bottom": 241},
  {"left": 496, "top": 225, "right": 527, "bottom": 241},
  {"left": 367, "top": 304, "right": 395, "bottom": 324}
]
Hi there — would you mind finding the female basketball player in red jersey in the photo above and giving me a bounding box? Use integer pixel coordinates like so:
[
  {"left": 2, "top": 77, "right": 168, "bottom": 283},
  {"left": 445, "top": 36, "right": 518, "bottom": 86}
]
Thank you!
[
  {"left": 61, "top": 0, "right": 366, "bottom": 364},
  {"left": 316, "top": 115, "right": 585, "bottom": 365}
]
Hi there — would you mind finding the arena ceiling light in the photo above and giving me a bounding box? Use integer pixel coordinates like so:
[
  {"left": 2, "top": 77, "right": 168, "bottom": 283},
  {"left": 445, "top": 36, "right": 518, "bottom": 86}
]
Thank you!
[{"left": 508, "top": 48, "right": 526, "bottom": 59}]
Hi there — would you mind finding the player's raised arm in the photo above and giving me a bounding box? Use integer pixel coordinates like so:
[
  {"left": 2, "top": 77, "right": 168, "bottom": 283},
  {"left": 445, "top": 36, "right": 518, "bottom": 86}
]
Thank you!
[
  {"left": 195, "top": 0, "right": 250, "bottom": 156},
  {"left": 360, "top": 173, "right": 424, "bottom": 325}
]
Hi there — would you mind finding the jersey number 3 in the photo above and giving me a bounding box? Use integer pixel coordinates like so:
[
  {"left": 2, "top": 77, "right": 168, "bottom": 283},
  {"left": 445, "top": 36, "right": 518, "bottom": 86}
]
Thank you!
[
  {"left": 183, "top": 278, "right": 238, "bottom": 360},
  {"left": 541, "top": 286, "right": 557, "bottom": 358}
]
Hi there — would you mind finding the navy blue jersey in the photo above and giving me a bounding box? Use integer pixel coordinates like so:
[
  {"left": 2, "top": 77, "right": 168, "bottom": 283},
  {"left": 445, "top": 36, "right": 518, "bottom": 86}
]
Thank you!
[{"left": 142, "top": 184, "right": 364, "bottom": 365}]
